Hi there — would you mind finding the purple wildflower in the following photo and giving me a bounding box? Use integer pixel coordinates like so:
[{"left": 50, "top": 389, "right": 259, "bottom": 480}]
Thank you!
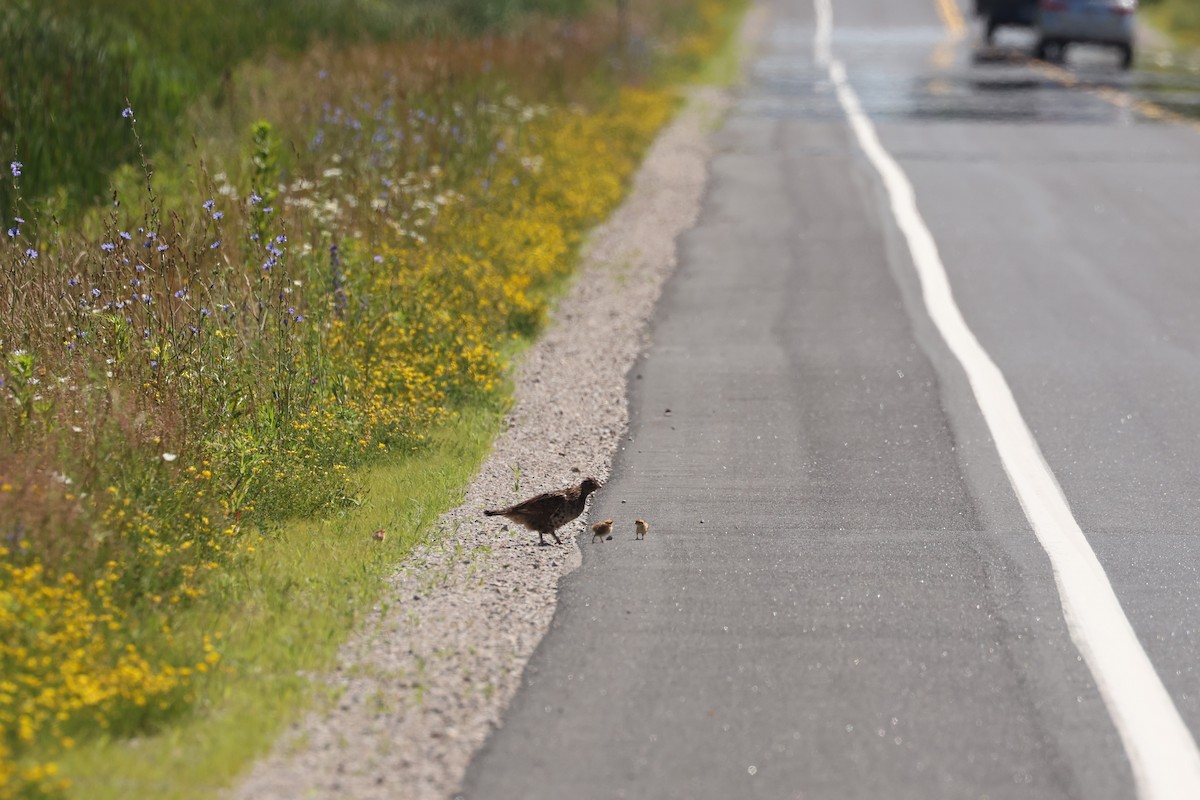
[
  {"left": 119, "top": 231, "right": 132, "bottom": 241},
  {"left": 122, "top": 106, "right": 134, "bottom": 119},
  {"left": 212, "top": 211, "right": 223, "bottom": 221},
  {"left": 202, "top": 199, "right": 215, "bottom": 211},
  {"left": 210, "top": 240, "right": 221, "bottom": 249},
  {"left": 25, "top": 249, "right": 37, "bottom": 260},
  {"left": 9, "top": 162, "right": 21, "bottom": 177},
  {"left": 101, "top": 242, "right": 115, "bottom": 252}
]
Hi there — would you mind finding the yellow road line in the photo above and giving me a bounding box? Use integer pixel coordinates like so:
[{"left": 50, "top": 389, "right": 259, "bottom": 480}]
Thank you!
[
  {"left": 1031, "top": 59, "right": 1200, "bottom": 134},
  {"left": 930, "top": 39, "right": 957, "bottom": 70},
  {"left": 929, "top": 0, "right": 965, "bottom": 71},
  {"left": 934, "top": 0, "right": 967, "bottom": 40}
]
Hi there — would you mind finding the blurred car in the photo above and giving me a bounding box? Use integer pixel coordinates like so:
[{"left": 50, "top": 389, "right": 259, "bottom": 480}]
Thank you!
[
  {"left": 1034, "top": 0, "right": 1137, "bottom": 69},
  {"left": 975, "top": 0, "right": 1039, "bottom": 45}
]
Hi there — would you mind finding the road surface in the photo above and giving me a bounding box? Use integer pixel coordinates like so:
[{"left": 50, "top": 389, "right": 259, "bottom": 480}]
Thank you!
[{"left": 461, "top": 1, "right": 1200, "bottom": 797}]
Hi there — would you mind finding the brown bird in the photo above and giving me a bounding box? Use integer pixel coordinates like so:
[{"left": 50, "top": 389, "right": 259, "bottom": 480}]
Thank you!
[
  {"left": 635, "top": 518, "right": 649, "bottom": 540},
  {"left": 372, "top": 528, "right": 387, "bottom": 542},
  {"left": 591, "top": 519, "right": 614, "bottom": 543},
  {"left": 484, "top": 477, "right": 602, "bottom": 546}
]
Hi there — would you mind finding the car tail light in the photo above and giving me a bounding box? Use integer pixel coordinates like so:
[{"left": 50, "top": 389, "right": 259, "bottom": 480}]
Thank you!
[
  {"left": 1111, "top": 0, "right": 1136, "bottom": 15},
  {"left": 1041, "top": 0, "right": 1068, "bottom": 10}
]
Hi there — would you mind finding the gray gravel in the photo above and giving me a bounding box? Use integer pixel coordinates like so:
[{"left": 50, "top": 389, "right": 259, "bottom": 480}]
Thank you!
[{"left": 231, "top": 85, "right": 729, "bottom": 800}]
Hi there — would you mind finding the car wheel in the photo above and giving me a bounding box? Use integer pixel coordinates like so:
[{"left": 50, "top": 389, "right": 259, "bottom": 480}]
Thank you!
[
  {"left": 1118, "top": 43, "right": 1134, "bottom": 70},
  {"left": 1035, "top": 39, "right": 1067, "bottom": 64}
]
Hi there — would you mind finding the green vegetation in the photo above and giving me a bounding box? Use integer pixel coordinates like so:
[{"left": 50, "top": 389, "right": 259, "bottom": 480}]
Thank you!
[
  {"left": 59, "top": 403, "right": 504, "bottom": 800},
  {"left": 0, "top": 0, "right": 744, "bottom": 796},
  {"left": 0, "top": 0, "right": 597, "bottom": 214},
  {"left": 1142, "top": 0, "right": 1200, "bottom": 44}
]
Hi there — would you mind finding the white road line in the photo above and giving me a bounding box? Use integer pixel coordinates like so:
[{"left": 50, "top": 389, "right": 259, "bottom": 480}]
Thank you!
[{"left": 811, "top": 0, "right": 1200, "bottom": 796}]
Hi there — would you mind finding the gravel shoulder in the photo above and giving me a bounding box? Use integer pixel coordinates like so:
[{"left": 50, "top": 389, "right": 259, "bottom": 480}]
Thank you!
[{"left": 231, "top": 82, "right": 732, "bottom": 800}]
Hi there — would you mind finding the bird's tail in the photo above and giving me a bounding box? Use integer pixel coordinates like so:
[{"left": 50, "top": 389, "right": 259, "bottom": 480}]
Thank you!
[{"left": 484, "top": 509, "right": 503, "bottom": 516}]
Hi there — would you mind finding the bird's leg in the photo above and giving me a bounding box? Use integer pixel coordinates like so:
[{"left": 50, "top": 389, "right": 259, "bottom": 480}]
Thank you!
[
  {"left": 537, "top": 532, "right": 548, "bottom": 546},
  {"left": 551, "top": 531, "right": 563, "bottom": 545}
]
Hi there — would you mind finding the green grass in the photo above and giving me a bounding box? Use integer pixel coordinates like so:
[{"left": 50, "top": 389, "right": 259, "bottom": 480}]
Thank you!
[
  {"left": 0, "top": 2, "right": 748, "bottom": 795},
  {"left": 55, "top": 401, "right": 505, "bottom": 800},
  {"left": 1142, "top": 0, "right": 1200, "bottom": 45},
  {"left": 688, "top": 0, "right": 751, "bottom": 87},
  {"left": 0, "top": 0, "right": 602, "bottom": 216}
]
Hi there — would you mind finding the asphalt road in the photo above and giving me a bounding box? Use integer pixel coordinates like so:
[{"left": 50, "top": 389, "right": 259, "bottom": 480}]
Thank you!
[{"left": 461, "top": 2, "right": 1200, "bottom": 797}]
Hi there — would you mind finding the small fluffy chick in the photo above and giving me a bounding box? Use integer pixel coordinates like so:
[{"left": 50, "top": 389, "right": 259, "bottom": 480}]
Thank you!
[
  {"left": 635, "top": 519, "right": 649, "bottom": 540},
  {"left": 591, "top": 519, "right": 614, "bottom": 543}
]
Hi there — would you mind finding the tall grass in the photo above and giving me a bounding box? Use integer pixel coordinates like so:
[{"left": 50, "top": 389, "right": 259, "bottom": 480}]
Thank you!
[
  {"left": 1142, "top": 0, "right": 1200, "bottom": 42},
  {"left": 0, "top": 0, "right": 600, "bottom": 215},
  {"left": 0, "top": 1, "right": 740, "bottom": 796}
]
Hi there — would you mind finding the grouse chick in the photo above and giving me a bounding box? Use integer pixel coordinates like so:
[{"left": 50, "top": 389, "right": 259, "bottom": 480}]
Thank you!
[
  {"left": 485, "top": 477, "right": 602, "bottom": 546},
  {"left": 591, "top": 519, "right": 614, "bottom": 543},
  {"left": 635, "top": 518, "right": 649, "bottom": 540}
]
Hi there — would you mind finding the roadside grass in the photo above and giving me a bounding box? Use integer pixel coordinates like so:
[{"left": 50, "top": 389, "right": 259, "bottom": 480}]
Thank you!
[
  {"left": 0, "top": 0, "right": 601, "bottom": 215},
  {"left": 0, "top": 2, "right": 745, "bottom": 797},
  {"left": 55, "top": 402, "right": 504, "bottom": 800},
  {"left": 685, "top": 0, "right": 752, "bottom": 86},
  {"left": 1142, "top": 0, "right": 1200, "bottom": 45}
]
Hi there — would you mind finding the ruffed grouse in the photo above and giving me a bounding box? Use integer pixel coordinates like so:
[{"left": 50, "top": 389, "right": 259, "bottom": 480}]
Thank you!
[{"left": 484, "top": 477, "right": 601, "bottom": 546}]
